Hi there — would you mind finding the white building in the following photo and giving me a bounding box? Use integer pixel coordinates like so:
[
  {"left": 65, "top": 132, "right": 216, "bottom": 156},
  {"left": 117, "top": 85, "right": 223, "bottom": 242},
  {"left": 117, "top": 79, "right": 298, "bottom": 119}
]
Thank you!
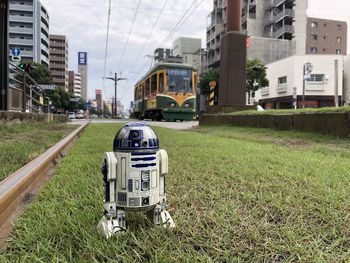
[
  {"left": 256, "top": 55, "right": 344, "bottom": 109},
  {"left": 73, "top": 73, "right": 82, "bottom": 98},
  {"left": 9, "top": 0, "right": 50, "bottom": 66}
]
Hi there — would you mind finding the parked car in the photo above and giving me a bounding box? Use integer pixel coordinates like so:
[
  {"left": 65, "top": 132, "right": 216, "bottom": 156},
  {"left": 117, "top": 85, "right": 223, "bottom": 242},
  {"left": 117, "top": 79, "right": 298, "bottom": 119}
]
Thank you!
[
  {"left": 68, "top": 112, "right": 75, "bottom": 119},
  {"left": 75, "top": 112, "right": 84, "bottom": 119}
]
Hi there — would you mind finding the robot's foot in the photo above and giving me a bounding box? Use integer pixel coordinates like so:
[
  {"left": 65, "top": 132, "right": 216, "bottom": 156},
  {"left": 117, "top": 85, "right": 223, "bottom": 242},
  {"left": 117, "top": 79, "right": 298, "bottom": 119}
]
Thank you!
[
  {"left": 97, "top": 210, "right": 126, "bottom": 239},
  {"left": 151, "top": 205, "right": 176, "bottom": 229}
]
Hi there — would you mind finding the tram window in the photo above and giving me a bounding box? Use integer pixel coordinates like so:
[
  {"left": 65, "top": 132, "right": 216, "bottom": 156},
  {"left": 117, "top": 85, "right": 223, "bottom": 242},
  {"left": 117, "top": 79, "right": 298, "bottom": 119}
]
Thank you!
[
  {"left": 166, "top": 68, "right": 192, "bottom": 93},
  {"left": 145, "top": 78, "right": 150, "bottom": 95},
  {"left": 159, "top": 73, "right": 164, "bottom": 93},
  {"left": 151, "top": 74, "right": 157, "bottom": 94}
]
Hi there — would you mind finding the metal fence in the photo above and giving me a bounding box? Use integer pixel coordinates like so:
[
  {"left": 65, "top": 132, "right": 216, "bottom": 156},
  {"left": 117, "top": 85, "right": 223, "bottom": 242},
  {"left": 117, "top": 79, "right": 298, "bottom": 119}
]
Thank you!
[{"left": 8, "top": 62, "right": 49, "bottom": 113}]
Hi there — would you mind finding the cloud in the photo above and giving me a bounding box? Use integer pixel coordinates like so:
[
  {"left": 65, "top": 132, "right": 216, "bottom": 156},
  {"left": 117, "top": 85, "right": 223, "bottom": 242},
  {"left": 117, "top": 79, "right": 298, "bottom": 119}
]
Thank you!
[{"left": 41, "top": 0, "right": 212, "bottom": 109}]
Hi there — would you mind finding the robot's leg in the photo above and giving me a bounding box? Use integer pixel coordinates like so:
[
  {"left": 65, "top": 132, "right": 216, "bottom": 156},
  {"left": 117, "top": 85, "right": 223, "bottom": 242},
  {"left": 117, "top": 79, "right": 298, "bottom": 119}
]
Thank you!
[
  {"left": 149, "top": 204, "right": 175, "bottom": 229},
  {"left": 97, "top": 210, "right": 126, "bottom": 239}
]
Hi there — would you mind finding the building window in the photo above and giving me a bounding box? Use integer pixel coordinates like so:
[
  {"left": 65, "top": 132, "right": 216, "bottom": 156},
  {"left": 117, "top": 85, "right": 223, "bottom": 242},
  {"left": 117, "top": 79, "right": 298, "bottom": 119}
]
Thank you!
[
  {"left": 278, "top": 76, "right": 287, "bottom": 85},
  {"left": 307, "top": 74, "right": 325, "bottom": 84},
  {"left": 312, "top": 34, "right": 318, "bottom": 40},
  {"left": 336, "top": 49, "right": 341, "bottom": 54},
  {"left": 311, "top": 22, "right": 318, "bottom": 28},
  {"left": 337, "top": 37, "right": 341, "bottom": 43},
  {"left": 311, "top": 47, "right": 317, "bottom": 53},
  {"left": 337, "top": 24, "right": 342, "bottom": 30}
]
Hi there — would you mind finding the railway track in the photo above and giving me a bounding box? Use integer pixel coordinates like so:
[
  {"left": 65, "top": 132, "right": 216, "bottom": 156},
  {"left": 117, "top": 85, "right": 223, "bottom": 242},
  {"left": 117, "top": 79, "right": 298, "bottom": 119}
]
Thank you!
[{"left": 0, "top": 122, "right": 89, "bottom": 246}]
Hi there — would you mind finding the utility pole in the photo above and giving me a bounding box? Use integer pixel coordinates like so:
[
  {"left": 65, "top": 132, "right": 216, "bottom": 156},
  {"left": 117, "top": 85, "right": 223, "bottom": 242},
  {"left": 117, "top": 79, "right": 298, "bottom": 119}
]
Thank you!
[
  {"left": 334, "top": 59, "right": 339, "bottom": 107},
  {"left": 0, "top": 0, "right": 9, "bottom": 111},
  {"left": 105, "top": 73, "right": 126, "bottom": 118}
]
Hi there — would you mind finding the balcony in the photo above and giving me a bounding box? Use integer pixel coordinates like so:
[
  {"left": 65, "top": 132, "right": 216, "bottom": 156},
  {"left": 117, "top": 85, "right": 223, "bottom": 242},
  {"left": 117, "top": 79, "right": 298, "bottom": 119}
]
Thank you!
[
  {"left": 260, "top": 88, "right": 269, "bottom": 96},
  {"left": 9, "top": 38, "right": 33, "bottom": 46},
  {"left": 9, "top": 15, "right": 33, "bottom": 23},
  {"left": 9, "top": 26, "right": 33, "bottom": 35},
  {"left": 277, "top": 83, "right": 287, "bottom": 93},
  {"left": 274, "top": 9, "right": 294, "bottom": 23},
  {"left": 10, "top": 4, "right": 33, "bottom": 12},
  {"left": 265, "top": 0, "right": 295, "bottom": 10},
  {"left": 274, "top": 25, "right": 294, "bottom": 38}
]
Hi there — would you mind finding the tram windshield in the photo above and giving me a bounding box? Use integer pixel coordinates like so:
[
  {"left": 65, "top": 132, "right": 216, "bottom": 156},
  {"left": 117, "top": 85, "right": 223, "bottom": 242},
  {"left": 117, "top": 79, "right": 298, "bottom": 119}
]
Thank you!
[{"left": 166, "top": 68, "right": 192, "bottom": 94}]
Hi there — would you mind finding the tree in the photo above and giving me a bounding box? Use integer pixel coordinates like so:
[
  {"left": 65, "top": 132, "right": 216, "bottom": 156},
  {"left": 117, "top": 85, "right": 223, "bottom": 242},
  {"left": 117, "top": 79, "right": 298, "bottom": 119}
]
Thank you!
[
  {"left": 199, "top": 68, "right": 219, "bottom": 95},
  {"left": 46, "top": 87, "right": 71, "bottom": 113},
  {"left": 21, "top": 62, "right": 53, "bottom": 84},
  {"left": 246, "top": 59, "right": 269, "bottom": 104}
]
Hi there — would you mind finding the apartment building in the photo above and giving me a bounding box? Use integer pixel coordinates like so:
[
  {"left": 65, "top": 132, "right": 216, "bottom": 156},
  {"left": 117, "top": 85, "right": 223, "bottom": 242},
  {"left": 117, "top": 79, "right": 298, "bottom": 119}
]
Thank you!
[
  {"left": 154, "top": 48, "right": 182, "bottom": 64},
  {"left": 9, "top": 0, "right": 50, "bottom": 66},
  {"left": 206, "top": 0, "right": 308, "bottom": 67},
  {"left": 306, "top": 17, "right": 347, "bottom": 55},
  {"left": 68, "top": 71, "right": 82, "bottom": 98},
  {"left": 50, "top": 35, "right": 69, "bottom": 91}
]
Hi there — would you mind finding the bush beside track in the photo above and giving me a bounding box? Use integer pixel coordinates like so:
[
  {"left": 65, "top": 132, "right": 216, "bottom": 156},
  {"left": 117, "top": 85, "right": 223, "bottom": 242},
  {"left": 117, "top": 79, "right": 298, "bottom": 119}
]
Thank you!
[{"left": 1, "top": 124, "right": 350, "bottom": 261}]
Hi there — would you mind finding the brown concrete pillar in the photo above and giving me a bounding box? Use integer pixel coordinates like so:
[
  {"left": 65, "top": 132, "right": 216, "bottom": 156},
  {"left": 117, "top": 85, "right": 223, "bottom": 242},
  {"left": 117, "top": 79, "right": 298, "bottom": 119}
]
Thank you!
[
  {"left": 218, "top": 0, "right": 247, "bottom": 107},
  {"left": 227, "top": 0, "right": 242, "bottom": 32}
]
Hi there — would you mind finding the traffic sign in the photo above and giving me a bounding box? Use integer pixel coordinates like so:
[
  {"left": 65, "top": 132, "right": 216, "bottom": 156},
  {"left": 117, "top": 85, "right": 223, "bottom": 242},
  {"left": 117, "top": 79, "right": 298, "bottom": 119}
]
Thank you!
[{"left": 11, "top": 48, "right": 21, "bottom": 57}]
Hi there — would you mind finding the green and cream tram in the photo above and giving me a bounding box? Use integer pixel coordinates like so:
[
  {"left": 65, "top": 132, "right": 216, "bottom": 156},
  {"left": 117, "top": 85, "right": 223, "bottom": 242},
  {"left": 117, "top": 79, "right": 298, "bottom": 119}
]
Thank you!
[{"left": 134, "top": 63, "right": 197, "bottom": 121}]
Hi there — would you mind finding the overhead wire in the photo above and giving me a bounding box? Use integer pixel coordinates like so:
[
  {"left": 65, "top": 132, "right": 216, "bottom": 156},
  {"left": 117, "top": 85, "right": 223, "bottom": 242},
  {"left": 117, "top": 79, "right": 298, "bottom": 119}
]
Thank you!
[
  {"left": 103, "top": 0, "right": 112, "bottom": 94},
  {"left": 158, "top": 0, "right": 199, "bottom": 48},
  {"left": 117, "top": 0, "right": 142, "bottom": 71},
  {"left": 133, "top": 0, "right": 204, "bottom": 77},
  {"left": 127, "top": 0, "right": 169, "bottom": 77}
]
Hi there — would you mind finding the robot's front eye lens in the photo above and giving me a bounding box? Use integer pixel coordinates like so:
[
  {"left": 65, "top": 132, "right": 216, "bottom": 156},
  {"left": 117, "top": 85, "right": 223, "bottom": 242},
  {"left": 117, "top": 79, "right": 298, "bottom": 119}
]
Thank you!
[{"left": 130, "top": 131, "right": 139, "bottom": 139}]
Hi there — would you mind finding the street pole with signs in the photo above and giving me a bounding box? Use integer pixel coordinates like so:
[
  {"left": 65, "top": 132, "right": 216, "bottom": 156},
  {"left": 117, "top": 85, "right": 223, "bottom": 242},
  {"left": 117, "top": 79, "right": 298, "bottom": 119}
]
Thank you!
[
  {"left": 105, "top": 73, "right": 126, "bottom": 118},
  {"left": 302, "top": 62, "right": 313, "bottom": 109}
]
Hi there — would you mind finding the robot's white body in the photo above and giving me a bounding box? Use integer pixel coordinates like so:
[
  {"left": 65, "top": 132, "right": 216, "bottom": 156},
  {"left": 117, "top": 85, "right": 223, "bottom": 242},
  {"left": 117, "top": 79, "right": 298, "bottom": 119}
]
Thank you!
[{"left": 97, "top": 123, "right": 175, "bottom": 238}]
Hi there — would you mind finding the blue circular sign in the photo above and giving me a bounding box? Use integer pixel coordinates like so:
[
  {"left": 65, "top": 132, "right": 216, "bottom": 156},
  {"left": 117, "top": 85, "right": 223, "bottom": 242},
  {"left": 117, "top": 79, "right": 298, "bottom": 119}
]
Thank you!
[{"left": 11, "top": 48, "right": 21, "bottom": 57}]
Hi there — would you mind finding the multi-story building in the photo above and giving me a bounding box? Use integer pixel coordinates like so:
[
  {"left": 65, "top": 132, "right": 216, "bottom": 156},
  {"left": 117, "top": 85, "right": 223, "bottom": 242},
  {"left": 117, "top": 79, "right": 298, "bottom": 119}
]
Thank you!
[
  {"left": 207, "top": 0, "right": 345, "bottom": 68},
  {"left": 256, "top": 55, "right": 344, "bottom": 109},
  {"left": 68, "top": 70, "right": 82, "bottom": 98},
  {"left": 154, "top": 48, "right": 183, "bottom": 64},
  {"left": 306, "top": 17, "right": 347, "bottom": 55},
  {"left": 50, "top": 35, "right": 68, "bottom": 91},
  {"left": 173, "top": 37, "right": 202, "bottom": 65},
  {"left": 78, "top": 52, "right": 88, "bottom": 101},
  {"left": 9, "top": 0, "right": 50, "bottom": 66},
  {"left": 95, "top": 89, "right": 103, "bottom": 110}
]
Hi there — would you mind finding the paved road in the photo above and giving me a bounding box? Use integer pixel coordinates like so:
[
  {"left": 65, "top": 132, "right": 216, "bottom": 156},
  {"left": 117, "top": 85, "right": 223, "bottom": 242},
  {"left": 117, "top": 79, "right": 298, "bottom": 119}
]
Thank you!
[{"left": 68, "top": 119, "right": 198, "bottom": 131}]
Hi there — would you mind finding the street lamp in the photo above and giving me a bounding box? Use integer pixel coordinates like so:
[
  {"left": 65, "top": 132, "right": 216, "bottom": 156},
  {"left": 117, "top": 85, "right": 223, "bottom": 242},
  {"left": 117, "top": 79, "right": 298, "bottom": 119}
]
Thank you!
[
  {"left": 104, "top": 73, "right": 126, "bottom": 118},
  {"left": 302, "top": 62, "right": 313, "bottom": 109}
]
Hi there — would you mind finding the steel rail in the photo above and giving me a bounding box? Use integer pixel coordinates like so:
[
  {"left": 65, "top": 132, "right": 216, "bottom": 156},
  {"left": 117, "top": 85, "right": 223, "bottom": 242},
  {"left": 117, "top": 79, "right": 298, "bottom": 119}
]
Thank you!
[{"left": 0, "top": 122, "right": 89, "bottom": 226}]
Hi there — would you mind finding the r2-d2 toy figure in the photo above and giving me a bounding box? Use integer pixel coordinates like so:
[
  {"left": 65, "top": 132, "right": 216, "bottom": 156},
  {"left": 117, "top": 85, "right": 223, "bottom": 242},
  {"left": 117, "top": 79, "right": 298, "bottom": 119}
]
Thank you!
[{"left": 97, "top": 122, "right": 175, "bottom": 238}]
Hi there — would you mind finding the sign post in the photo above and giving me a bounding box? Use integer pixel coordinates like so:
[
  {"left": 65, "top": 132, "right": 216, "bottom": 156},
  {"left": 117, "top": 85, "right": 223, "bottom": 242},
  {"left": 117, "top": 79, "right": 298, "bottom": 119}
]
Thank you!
[
  {"left": 209, "top": 81, "right": 217, "bottom": 106},
  {"left": 11, "top": 47, "right": 21, "bottom": 62}
]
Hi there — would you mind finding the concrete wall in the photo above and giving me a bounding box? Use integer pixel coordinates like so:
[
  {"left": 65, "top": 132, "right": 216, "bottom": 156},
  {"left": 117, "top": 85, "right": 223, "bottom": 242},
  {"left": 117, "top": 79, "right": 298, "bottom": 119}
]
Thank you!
[
  {"left": 199, "top": 112, "right": 350, "bottom": 137},
  {"left": 294, "top": 0, "right": 308, "bottom": 55},
  {"left": 256, "top": 55, "right": 344, "bottom": 101},
  {"left": 248, "top": 37, "right": 296, "bottom": 65},
  {"left": 344, "top": 55, "right": 350, "bottom": 105},
  {"left": 0, "top": 112, "right": 68, "bottom": 123}
]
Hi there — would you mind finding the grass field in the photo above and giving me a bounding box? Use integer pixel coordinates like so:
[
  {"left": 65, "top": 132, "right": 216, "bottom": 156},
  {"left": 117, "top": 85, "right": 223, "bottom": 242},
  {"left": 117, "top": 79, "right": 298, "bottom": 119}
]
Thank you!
[
  {"left": 1, "top": 124, "right": 350, "bottom": 262},
  {"left": 0, "top": 122, "right": 76, "bottom": 182},
  {"left": 220, "top": 106, "right": 350, "bottom": 116}
]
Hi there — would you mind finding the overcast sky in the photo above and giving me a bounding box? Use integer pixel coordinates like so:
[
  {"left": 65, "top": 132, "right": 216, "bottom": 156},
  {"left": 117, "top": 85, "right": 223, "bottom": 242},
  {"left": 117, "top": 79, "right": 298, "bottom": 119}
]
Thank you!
[{"left": 40, "top": 0, "right": 350, "bottom": 110}]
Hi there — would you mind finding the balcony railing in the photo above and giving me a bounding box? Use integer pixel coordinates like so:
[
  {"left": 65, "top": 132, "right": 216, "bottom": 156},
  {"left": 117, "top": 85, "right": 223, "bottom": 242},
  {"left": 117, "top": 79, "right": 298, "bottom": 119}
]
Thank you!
[
  {"left": 277, "top": 83, "right": 287, "bottom": 93},
  {"left": 274, "top": 25, "right": 294, "bottom": 38},
  {"left": 260, "top": 87, "right": 269, "bottom": 96},
  {"left": 274, "top": 8, "right": 295, "bottom": 23}
]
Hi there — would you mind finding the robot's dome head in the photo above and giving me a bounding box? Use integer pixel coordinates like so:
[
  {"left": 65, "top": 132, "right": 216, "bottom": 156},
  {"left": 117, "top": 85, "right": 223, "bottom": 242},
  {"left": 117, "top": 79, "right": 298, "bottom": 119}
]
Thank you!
[{"left": 113, "top": 122, "right": 159, "bottom": 152}]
